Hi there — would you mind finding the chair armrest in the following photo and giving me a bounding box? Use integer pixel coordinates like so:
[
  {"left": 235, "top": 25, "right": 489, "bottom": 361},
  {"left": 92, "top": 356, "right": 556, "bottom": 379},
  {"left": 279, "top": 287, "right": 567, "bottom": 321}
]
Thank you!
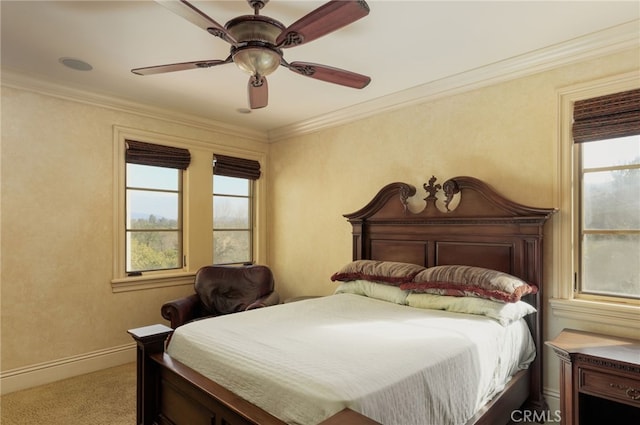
[
  {"left": 246, "top": 291, "right": 280, "bottom": 310},
  {"left": 161, "top": 293, "right": 204, "bottom": 328}
]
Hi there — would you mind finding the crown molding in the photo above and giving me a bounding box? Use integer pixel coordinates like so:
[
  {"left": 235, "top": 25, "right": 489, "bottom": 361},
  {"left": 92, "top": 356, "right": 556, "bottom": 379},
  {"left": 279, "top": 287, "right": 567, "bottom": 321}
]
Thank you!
[
  {"left": 0, "top": 69, "right": 269, "bottom": 143},
  {"left": 268, "top": 19, "right": 640, "bottom": 142},
  {"left": 2, "top": 20, "right": 638, "bottom": 144}
]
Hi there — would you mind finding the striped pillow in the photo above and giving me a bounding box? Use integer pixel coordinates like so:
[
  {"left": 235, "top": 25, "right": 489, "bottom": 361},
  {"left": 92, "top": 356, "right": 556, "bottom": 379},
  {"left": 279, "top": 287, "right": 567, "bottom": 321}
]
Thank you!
[
  {"left": 331, "top": 260, "right": 425, "bottom": 286},
  {"left": 400, "top": 265, "right": 538, "bottom": 303}
]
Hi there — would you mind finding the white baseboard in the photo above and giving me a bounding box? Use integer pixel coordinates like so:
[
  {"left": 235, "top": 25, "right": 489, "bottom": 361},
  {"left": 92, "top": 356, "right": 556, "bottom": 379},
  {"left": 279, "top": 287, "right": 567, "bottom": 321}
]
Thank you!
[{"left": 0, "top": 343, "right": 136, "bottom": 395}]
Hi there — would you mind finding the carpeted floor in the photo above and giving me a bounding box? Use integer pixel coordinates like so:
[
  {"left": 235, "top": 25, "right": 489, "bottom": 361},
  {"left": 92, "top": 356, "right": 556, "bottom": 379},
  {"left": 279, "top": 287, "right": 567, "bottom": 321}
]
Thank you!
[{"left": 0, "top": 362, "right": 136, "bottom": 425}]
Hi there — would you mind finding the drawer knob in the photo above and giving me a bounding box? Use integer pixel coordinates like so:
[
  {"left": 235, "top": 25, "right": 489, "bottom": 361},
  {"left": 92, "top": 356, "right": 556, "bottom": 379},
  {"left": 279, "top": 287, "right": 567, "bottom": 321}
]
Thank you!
[{"left": 609, "top": 383, "right": 640, "bottom": 400}]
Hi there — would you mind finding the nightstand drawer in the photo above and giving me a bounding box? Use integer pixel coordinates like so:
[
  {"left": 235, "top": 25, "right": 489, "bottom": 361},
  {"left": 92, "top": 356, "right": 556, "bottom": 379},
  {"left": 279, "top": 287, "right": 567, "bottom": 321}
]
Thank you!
[{"left": 579, "top": 368, "right": 640, "bottom": 407}]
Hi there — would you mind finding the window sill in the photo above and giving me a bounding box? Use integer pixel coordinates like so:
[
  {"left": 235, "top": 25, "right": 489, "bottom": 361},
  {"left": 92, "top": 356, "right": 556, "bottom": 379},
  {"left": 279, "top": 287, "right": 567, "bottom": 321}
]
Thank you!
[
  {"left": 111, "top": 271, "right": 195, "bottom": 293},
  {"left": 549, "top": 298, "right": 640, "bottom": 329}
]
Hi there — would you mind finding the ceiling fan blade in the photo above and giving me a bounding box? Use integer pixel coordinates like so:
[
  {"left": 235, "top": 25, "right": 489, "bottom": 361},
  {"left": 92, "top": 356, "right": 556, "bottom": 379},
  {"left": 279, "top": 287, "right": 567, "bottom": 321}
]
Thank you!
[
  {"left": 132, "top": 58, "right": 231, "bottom": 75},
  {"left": 155, "top": 0, "right": 237, "bottom": 45},
  {"left": 248, "top": 76, "right": 268, "bottom": 109},
  {"left": 286, "top": 61, "right": 370, "bottom": 89},
  {"left": 276, "top": 0, "right": 369, "bottom": 48}
]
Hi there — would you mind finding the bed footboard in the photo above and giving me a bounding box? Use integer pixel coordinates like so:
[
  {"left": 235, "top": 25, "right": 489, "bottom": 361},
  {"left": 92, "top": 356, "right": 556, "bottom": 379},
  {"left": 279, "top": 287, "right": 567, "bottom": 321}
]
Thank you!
[
  {"left": 128, "top": 324, "right": 380, "bottom": 425},
  {"left": 128, "top": 324, "right": 173, "bottom": 425}
]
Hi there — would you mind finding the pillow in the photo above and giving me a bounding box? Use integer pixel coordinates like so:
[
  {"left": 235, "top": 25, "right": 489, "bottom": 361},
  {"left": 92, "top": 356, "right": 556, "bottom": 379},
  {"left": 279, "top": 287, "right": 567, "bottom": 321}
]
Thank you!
[
  {"left": 406, "top": 293, "right": 537, "bottom": 326},
  {"left": 400, "top": 265, "right": 537, "bottom": 303},
  {"left": 330, "top": 260, "right": 425, "bottom": 285},
  {"left": 334, "top": 280, "right": 410, "bottom": 305}
]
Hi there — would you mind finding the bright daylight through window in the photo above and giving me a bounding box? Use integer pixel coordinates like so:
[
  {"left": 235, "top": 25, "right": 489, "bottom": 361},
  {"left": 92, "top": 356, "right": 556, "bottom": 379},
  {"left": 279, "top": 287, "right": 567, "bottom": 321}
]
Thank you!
[
  {"left": 213, "top": 175, "right": 253, "bottom": 265},
  {"left": 578, "top": 135, "right": 640, "bottom": 299},
  {"left": 126, "top": 163, "right": 182, "bottom": 273}
]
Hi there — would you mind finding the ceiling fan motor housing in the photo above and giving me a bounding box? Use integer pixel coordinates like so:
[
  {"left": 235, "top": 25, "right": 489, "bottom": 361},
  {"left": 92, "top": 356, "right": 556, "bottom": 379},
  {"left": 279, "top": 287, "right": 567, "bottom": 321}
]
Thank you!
[{"left": 226, "top": 15, "right": 284, "bottom": 77}]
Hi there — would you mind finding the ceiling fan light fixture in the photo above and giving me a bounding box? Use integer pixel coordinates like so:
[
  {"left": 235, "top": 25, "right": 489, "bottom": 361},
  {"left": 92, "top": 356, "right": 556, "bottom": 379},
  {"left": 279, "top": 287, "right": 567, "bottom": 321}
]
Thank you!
[{"left": 232, "top": 43, "right": 282, "bottom": 77}]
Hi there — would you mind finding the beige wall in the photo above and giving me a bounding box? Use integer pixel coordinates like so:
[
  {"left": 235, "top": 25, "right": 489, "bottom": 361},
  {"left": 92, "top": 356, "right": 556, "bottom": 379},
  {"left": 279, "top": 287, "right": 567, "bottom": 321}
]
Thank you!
[
  {"left": 0, "top": 87, "right": 267, "bottom": 374},
  {"left": 1, "top": 47, "right": 638, "bottom": 403},
  {"left": 268, "top": 48, "right": 639, "bottom": 404},
  {"left": 268, "top": 48, "right": 638, "bottom": 299}
]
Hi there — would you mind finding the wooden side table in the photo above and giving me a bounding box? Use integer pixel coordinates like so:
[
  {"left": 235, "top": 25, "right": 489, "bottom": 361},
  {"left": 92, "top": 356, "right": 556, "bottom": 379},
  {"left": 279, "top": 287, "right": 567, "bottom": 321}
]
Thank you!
[{"left": 546, "top": 329, "right": 640, "bottom": 425}]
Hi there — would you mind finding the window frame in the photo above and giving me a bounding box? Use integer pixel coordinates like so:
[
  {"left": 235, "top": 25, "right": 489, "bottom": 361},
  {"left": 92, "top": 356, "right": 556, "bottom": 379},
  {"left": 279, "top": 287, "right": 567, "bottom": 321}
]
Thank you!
[
  {"left": 550, "top": 72, "right": 640, "bottom": 328},
  {"left": 111, "top": 126, "right": 267, "bottom": 292}
]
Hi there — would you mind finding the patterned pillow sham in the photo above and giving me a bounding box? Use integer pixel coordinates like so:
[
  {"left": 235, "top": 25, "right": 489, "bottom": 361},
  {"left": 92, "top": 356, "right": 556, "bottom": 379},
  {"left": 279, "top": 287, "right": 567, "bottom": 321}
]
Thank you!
[
  {"left": 406, "top": 293, "right": 537, "bottom": 326},
  {"left": 330, "top": 260, "right": 426, "bottom": 285},
  {"left": 334, "top": 280, "right": 410, "bottom": 305},
  {"left": 400, "top": 265, "right": 538, "bottom": 303}
]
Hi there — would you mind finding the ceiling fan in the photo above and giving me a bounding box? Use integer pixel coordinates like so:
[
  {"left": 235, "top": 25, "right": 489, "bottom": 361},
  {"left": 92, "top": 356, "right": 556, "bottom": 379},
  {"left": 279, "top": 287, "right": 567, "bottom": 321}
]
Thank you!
[{"left": 132, "top": 0, "right": 371, "bottom": 109}]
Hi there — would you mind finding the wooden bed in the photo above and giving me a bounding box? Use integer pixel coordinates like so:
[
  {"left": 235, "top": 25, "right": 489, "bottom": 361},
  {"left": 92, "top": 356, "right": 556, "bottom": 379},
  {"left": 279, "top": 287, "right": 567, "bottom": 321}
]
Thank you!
[{"left": 129, "top": 175, "right": 556, "bottom": 425}]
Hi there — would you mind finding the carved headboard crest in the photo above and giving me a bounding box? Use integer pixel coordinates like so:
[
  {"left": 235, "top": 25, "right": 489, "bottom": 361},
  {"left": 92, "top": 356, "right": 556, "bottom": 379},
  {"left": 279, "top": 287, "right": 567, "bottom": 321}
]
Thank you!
[
  {"left": 422, "top": 175, "right": 463, "bottom": 212},
  {"left": 345, "top": 175, "right": 556, "bottom": 222}
]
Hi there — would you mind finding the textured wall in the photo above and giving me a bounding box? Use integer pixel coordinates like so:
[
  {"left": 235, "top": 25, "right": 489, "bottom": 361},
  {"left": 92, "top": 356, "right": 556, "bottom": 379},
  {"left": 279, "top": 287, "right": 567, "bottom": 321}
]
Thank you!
[
  {"left": 268, "top": 49, "right": 636, "bottom": 299},
  {"left": 0, "top": 87, "right": 267, "bottom": 371},
  {"left": 267, "top": 48, "right": 639, "bottom": 406},
  {"left": 1, "top": 47, "right": 638, "bottom": 401}
]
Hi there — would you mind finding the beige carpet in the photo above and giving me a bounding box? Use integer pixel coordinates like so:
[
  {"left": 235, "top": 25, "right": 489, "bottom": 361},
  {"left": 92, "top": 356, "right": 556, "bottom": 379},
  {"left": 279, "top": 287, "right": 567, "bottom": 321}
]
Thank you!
[{"left": 0, "top": 362, "right": 136, "bottom": 425}]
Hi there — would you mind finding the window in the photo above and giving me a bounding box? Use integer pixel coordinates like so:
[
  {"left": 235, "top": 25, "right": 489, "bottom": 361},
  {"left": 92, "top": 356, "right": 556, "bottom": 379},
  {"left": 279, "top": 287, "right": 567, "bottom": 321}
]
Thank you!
[
  {"left": 551, "top": 76, "right": 640, "bottom": 327},
  {"left": 578, "top": 135, "right": 640, "bottom": 299},
  {"left": 212, "top": 154, "right": 261, "bottom": 265},
  {"left": 573, "top": 88, "right": 640, "bottom": 301},
  {"left": 126, "top": 164, "right": 182, "bottom": 273},
  {"left": 112, "top": 126, "right": 267, "bottom": 291},
  {"left": 213, "top": 175, "right": 252, "bottom": 264},
  {"left": 124, "top": 140, "right": 190, "bottom": 274}
]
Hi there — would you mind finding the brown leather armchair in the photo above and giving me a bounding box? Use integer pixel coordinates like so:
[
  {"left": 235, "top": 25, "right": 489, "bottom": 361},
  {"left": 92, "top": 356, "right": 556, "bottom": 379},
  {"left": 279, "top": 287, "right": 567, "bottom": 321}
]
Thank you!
[{"left": 161, "top": 264, "right": 280, "bottom": 328}]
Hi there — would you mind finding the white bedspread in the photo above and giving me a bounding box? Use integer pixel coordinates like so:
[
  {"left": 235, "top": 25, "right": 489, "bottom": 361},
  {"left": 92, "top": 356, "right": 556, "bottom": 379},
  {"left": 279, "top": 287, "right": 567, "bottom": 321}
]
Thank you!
[{"left": 167, "top": 293, "right": 535, "bottom": 425}]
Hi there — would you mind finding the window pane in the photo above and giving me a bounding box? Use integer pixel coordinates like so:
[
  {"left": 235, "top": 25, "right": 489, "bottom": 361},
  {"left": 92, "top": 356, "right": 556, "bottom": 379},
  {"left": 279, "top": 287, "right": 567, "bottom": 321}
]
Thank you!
[
  {"left": 125, "top": 161, "right": 182, "bottom": 273},
  {"left": 213, "top": 175, "right": 249, "bottom": 196},
  {"left": 582, "top": 233, "right": 640, "bottom": 298},
  {"left": 213, "top": 230, "right": 250, "bottom": 264},
  {"left": 583, "top": 168, "right": 640, "bottom": 229},
  {"left": 213, "top": 196, "right": 249, "bottom": 228},
  {"left": 127, "top": 163, "right": 179, "bottom": 190},
  {"left": 127, "top": 231, "right": 180, "bottom": 272},
  {"left": 127, "top": 190, "right": 179, "bottom": 228},
  {"left": 582, "top": 135, "right": 640, "bottom": 168}
]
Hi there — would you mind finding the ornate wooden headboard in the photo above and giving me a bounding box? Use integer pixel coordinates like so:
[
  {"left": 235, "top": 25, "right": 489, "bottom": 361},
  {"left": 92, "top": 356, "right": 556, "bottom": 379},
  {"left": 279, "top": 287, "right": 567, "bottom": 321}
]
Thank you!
[{"left": 343, "top": 175, "right": 557, "bottom": 411}]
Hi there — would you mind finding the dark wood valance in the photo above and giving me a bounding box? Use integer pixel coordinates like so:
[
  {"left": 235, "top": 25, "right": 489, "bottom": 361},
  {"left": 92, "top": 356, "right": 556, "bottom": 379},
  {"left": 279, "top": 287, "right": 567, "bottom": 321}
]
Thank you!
[
  {"left": 573, "top": 88, "right": 640, "bottom": 143},
  {"left": 213, "top": 154, "right": 261, "bottom": 180},
  {"left": 125, "top": 140, "right": 191, "bottom": 170}
]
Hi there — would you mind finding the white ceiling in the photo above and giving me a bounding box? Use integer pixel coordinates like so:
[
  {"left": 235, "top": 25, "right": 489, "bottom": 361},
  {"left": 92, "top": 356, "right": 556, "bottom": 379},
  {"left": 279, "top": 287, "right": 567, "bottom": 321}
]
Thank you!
[{"left": 2, "top": 1, "right": 639, "bottom": 141}]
